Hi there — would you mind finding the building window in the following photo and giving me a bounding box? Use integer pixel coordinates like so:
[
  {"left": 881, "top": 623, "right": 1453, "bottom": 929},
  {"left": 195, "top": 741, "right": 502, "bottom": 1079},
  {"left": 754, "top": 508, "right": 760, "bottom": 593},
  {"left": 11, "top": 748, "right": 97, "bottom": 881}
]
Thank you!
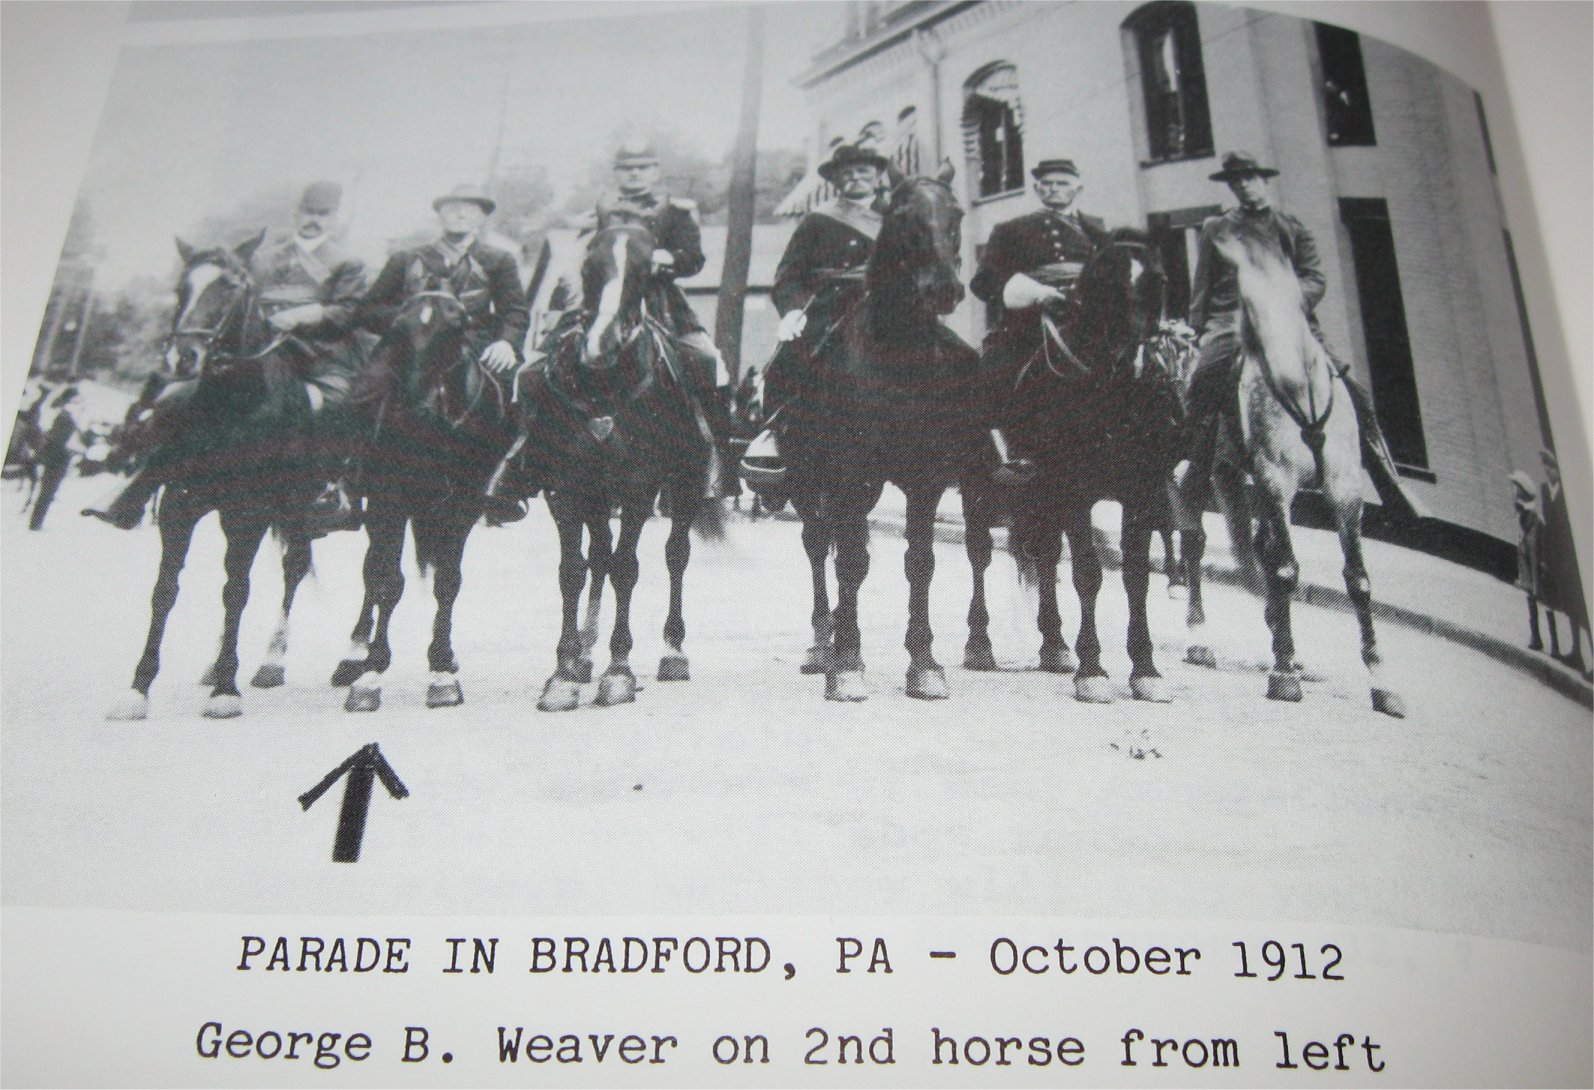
[
  {"left": 894, "top": 106, "right": 920, "bottom": 176},
  {"left": 1147, "top": 204, "right": 1221, "bottom": 322},
  {"left": 962, "top": 63, "right": 1025, "bottom": 199},
  {"left": 1315, "top": 22, "right": 1376, "bottom": 146},
  {"left": 1340, "top": 198, "right": 1428, "bottom": 473},
  {"left": 1124, "top": 2, "right": 1212, "bottom": 163}
]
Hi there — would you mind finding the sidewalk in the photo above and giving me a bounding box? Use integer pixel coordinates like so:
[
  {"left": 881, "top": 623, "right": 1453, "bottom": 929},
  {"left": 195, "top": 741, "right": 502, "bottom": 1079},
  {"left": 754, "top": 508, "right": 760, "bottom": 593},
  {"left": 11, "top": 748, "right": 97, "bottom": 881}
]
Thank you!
[{"left": 750, "top": 486, "right": 1594, "bottom": 710}]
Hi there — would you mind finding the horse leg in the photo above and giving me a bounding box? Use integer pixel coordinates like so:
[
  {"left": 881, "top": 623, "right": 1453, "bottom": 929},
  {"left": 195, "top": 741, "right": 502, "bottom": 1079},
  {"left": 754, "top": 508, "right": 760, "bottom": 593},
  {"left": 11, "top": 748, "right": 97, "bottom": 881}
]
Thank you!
[
  {"left": 1065, "top": 508, "right": 1111, "bottom": 703},
  {"left": 1182, "top": 526, "right": 1217, "bottom": 667},
  {"left": 576, "top": 505, "right": 612, "bottom": 685},
  {"left": 825, "top": 483, "right": 874, "bottom": 702},
  {"left": 1255, "top": 492, "right": 1303, "bottom": 702},
  {"left": 1334, "top": 500, "right": 1404, "bottom": 717},
  {"left": 596, "top": 500, "right": 647, "bottom": 706},
  {"left": 796, "top": 490, "right": 835, "bottom": 674},
  {"left": 962, "top": 484, "right": 999, "bottom": 671},
  {"left": 332, "top": 525, "right": 387, "bottom": 686},
  {"left": 1027, "top": 518, "right": 1074, "bottom": 675},
  {"left": 203, "top": 512, "right": 270, "bottom": 719},
  {"left": 424, "top": 512, "right": 473, "bottom": 708},
  {"left": 658, "top": 485, "right": 693, "bottom": 682},
  {"left": 1124, "top": 501, "right": 1171, "bottom": 702},
  {"left": 539, "top": 494, "right": 590, "bottom": 712},
  {"left": 109, "top": 508, "right": 199, "bottom": 720},
  {"left": 1161, "top": 525, "right": 1186, "bottom": 596},
  {"left": 252, "top": 532, "right": 311, "bottom": 689},
  {"left": 345, "top": 511, "right": 404, "bottom": 713},
  {"left": 904, "top": 484, "right": 949, "bottom": 699}
]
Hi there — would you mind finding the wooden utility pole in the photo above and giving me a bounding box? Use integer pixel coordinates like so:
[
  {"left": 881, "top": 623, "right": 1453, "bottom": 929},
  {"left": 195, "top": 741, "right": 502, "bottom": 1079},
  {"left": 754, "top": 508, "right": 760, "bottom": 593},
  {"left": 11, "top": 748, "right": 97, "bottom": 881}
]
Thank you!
[{"left": 714, "top": 6, "right": 765, "bottom": 384}]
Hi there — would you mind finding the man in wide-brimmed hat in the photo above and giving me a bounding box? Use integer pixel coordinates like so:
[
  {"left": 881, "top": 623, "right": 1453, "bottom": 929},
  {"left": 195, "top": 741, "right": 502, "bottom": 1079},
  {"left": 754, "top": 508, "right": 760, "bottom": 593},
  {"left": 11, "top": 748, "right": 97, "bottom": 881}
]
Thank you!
[{"left": 1177, "top": 150, "right": 1424, "bottom": 522}]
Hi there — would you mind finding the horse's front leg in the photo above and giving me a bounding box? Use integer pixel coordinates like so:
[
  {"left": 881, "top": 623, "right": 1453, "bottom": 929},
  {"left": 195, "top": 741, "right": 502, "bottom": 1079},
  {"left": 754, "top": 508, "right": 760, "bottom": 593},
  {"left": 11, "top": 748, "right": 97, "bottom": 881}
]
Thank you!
[
  {"left": 109, "top": 506, "right": 200, "bottom": 720},
  {"left": 1182, "top": 525, "right": 1216, "bottom": 667},
  {"left": 825, "top": 482, "right": 879, "bottom": 702},
  {"left": 344, "top": 510, "right": 405, "bottom": 712},
  {"left": 596, "top": 498, "right": 649, "bottom": 706},
  {"left": 423, "top": 509, "right": 475, "bottom": 708},
  {"left": 658, "top": 483, "right": 694, "bottom": 682},
  {"left": 1336, "top": 500, "right": 1405, "bottom": 718},
  {"left": 903, "top": 483, "right": 949, "bottom": 699},
  {"left": 1064, "top": 506, "right": 1110, "bottom": 703},
  {"left": 962, "top": 482, "right": 999, "bottom": 672},
  {"left": 1123, "top": 500, "right": 1171, "bottom": 703},
  {"left": 332, "top": 523, "right": 387, "bottom": 686},
  {"left": 1022, "top": 515, "right": 1075, "bottom": 675},
  {"left": 794, "top": 488, "right": 834, "bottom": 674},
  {"left": 538, "top": 493, "right": 590, "bottom": 711},
  {"left": 251, "top": 530, "right": 313, "bottom": 689},
  {"left": 203, "top": 511, "right": 270, "bottom": 718},
  {"left": 1255, "top": 487, "right": 1303, "bottom": 702}
]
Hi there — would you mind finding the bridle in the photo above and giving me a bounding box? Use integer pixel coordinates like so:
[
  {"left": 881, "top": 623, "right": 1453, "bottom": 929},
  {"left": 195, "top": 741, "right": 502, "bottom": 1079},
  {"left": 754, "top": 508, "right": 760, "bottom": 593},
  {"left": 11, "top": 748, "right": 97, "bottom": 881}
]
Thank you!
[{"left": 1018, "top": 238, "right": 1162, "bottom": 387}]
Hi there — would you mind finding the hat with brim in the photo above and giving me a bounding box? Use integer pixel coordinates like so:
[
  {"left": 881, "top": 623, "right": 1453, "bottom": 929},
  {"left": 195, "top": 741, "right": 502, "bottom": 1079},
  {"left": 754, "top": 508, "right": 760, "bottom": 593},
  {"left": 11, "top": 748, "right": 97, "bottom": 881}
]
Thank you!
[
  {"left": 1030, "top": 158, "right": 1080, "bottom": 180},
  {"left": 299, "top": 180, "right": 343, "bottom": 214},
  {"left": 432, "top": 184, "right": 496, "bottom": 215},
  {"left": 613, "top": 141, "right": 660, "bottom": 168},
  {"left": 818, "top": 144, "right": 891, "bottom": 185},
  {"left": 1209, "top": 150, "right": 1279, "bottom": 182}
]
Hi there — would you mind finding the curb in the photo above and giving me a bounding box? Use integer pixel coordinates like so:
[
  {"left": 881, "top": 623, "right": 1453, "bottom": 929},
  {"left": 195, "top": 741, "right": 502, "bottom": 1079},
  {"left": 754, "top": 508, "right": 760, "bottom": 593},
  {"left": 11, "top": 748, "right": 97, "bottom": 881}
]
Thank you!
[{"left": 749, "top": 504, "right": 1594, "bottom": 711}]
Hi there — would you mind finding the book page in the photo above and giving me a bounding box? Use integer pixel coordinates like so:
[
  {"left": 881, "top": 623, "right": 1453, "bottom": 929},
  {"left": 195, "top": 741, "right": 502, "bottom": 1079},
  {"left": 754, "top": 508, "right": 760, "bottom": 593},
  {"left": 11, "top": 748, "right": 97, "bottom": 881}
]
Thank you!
[{"left": 3, "top": 2, "right": 1589, "bottom": 1085}]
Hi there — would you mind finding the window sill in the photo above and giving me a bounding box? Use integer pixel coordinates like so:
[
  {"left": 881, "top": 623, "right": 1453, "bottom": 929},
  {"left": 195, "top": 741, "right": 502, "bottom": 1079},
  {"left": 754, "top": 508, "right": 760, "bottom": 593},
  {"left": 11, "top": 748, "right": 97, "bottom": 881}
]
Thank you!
[
  {"left": 1138, "top": 151, "right": 1216, "bottom": 170},
  {"left": 972, "top": 188, "right": 1026, "bottom": 207}
]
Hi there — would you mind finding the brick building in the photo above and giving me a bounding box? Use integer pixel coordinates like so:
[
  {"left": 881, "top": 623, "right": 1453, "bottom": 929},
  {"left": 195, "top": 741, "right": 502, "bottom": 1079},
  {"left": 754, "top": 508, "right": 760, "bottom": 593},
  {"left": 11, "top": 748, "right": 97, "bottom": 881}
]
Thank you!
[{"left": 781, "top": 0, "right": 1553, "bottom": 567}]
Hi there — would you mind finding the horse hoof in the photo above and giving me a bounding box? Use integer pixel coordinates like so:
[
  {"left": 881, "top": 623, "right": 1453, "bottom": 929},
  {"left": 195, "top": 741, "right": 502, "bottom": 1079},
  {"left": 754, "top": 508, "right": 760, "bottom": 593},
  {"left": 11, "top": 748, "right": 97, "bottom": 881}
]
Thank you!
[
  {"left": 331, "top": 659, "right": 365, "bottom": 688},
  {"left": 573, "top": 661, "right": 594, "bottom": 684},
  {"left": 537, "top": 678, "right": 581, "bottom": 713},
  {"left": 657, "top": 655, "right": 691, "bottom": 682},
  {"left": 1039, "top": 647, "right": 1077, "bottom": 674},
  {"left": 1372, "top": 688, "right": 1407, "bottom": 719},
  {"left": 427, "top": 675, "right": 464, "bottom": 708},
  {"left": 1131, "top": 675, "right": 1173, "bottom": 703},
  {"left": 344, "top": 676, "right": 381, "bottom": 713},
  {"left": 963, "top": 646, "right": 998, "bottom": 671},
  {"left": 251, "top": 663, "right": 286, "bottom": 689},
  {"left": 906, "top": 664, "right": 950, "bottom": 700},
  {"left": 106, "top": 691, "right": 148, "bottom": 722},
  {"left": 825, "top": 669, "right": 869, "bottom": 702},
  {"left": 597, "top": 670, "right": 637, "bottom": 707},
  {"left": 1185, "top": 645, "right": 1218, "bottom": 669},
  {"left": 1074, "top": 675, "right": 1114, "bottom": 704},
  {"left": 203, "top": 693, "right": 243, "bottom": 719},
  {"left": 1267, "top": 672, "right": 1303, "bottom": 702},
  {"left": 800, "top": 645, "right": 834, "bottom": 674}
]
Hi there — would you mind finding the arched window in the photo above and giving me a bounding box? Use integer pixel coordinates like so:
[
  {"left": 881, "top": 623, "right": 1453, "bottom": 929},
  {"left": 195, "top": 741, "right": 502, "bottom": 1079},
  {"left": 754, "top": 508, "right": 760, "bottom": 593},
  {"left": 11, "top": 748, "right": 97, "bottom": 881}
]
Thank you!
[
  {"left": 962, "top": 63, "right": 1025, "bottom": 199},
  {"left": 1124, "top": 2, "right": 1212, "bottom": 162},
  {"left": 894, "top": 106, "right": 920, "bottom": 176}
]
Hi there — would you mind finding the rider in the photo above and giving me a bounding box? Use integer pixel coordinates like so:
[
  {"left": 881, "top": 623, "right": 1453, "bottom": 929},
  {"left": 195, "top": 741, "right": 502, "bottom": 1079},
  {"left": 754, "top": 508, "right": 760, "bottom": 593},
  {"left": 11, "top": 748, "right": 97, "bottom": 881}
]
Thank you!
[
  {"left": 83, "top": 181, "right": 370, "bottom": 530},
  {"left": 353, "top": 184, "right": 530, "bottom": 521},
  {"left": 738, "top": 142, "right": 889, "bottom": 493},
  {"left": 968, "top": 157, "right": 1108, "bottom": 480},
  {"left": 484, "top": 141, "right": 736, "bottom": 514},
  {"left": 1176, "top": 150, "right": 1424, "bottom": 521}
]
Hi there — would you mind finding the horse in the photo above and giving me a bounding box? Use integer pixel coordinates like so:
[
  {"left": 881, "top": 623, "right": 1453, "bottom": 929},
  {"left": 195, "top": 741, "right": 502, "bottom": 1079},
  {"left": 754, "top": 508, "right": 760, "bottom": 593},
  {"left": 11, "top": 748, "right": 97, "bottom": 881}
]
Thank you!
[
  {"left": 962, "top": 229, "right": 1186, "bottom": 703},
  {"left": 330, "top": 288, "right": 520, "bottom": 712},
  {"left": 107, "top": 231, "right": 321, "bottom": 720},
  {"left": 779, "top": 162, "right": 984, "bottom": 702},
  {"left": 1218, "top": 228, "right": 1405, "bottom": 717},
  {"left": 529, "top": 222, "right": 724, "bottom": 713}
]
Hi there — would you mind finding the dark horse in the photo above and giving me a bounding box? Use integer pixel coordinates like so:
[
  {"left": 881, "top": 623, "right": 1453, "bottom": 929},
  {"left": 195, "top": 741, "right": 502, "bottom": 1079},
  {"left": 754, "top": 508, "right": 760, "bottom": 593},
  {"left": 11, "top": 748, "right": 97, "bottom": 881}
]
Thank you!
[
  {"left": 529, "top": 223, "right": 724, "bottom": 713},
  {"left": 331, "top": 289, "right": 521, "bottom": 712},
  {"left": 107, "top": 231, "right": 319, "bottom": 720},
  {"left": 962, "top": 229, "right": 1185, "bottom": 703},
  {"left": 780, "top": 163, "right": 984, "bottom": 702}
]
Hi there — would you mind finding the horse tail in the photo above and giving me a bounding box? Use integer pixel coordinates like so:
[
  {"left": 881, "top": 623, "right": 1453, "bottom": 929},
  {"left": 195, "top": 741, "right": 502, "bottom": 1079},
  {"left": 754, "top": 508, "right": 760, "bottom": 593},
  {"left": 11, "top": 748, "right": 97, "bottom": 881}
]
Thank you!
[{"left": 691, "top": 497, "right": 726, "bottom": 542}]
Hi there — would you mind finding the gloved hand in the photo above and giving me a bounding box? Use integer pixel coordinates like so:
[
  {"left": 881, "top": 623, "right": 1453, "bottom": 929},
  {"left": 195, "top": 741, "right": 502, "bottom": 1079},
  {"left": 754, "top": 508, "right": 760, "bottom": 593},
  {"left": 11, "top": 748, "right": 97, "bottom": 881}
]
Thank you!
[
  {"left": 267, "top": 303, "right": 326, "bottom": 331},
  {"left": 651, "top": 249, "right": 676, "bottom": 273},
  {"left": 776, "top": 310, "right": 808, "bottom": 342},
  {"left": 479, "top": 340, "right": 518, "bottom": 373},
  {"left": 1002, "top": 273, "right": 1065, "bottom": 309}
]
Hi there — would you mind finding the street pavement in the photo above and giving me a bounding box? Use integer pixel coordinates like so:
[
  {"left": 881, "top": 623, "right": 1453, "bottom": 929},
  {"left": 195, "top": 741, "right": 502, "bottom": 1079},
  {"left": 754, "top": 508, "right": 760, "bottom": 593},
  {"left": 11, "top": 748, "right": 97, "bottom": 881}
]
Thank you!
[{"left": 2, "top": 476, "right": 1590, "bottom": 952}]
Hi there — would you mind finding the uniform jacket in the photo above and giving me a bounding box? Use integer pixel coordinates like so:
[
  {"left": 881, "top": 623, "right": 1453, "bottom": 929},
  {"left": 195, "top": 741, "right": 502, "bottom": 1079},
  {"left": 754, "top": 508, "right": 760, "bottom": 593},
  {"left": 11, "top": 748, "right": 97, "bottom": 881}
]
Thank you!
[
  {"left": 358, "top": 237, "right": 530, "bottom": 355},
  {"left": 251, "top": 236, "right": 368, "bottom": 335},
  {"left": 770, "top": 199, "right": 880, "bottom": 316},
  {"left": 1189, "top": 205, "right": 1325, "bottom": 333},
  {"left": 970, "top": 208, "right": 1109, "bottom": 329},
  {"left": 571, "top": 190, "right": 707, "bottom": 336}
]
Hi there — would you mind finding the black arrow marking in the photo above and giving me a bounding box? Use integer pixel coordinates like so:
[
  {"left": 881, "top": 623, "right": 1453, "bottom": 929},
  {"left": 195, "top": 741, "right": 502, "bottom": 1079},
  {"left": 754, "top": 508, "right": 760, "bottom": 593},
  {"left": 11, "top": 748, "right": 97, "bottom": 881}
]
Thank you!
[{"left": 299, "top": 743, "right": 409, "bottom": 862}]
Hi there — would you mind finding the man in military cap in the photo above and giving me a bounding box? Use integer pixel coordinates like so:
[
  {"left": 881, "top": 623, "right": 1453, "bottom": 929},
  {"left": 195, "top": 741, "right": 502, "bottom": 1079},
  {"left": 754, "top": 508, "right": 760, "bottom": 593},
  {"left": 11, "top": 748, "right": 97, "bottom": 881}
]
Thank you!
[
  {"left": 968, "top": 157, "right": 1109, "bottom": 478},
  {"left": 1177, "top": 150, "right": 1422, "bottom": 521},
  {"left": 84, "top": 180, "right": 370, "bottom": 529}
]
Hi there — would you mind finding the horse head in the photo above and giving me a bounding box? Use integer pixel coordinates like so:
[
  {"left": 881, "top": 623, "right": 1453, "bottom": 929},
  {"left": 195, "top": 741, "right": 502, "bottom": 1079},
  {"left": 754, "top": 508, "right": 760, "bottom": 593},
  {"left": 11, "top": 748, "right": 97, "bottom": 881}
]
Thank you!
[
  {"left": 1213, "top": 228, "right": 1330, "bottom": 399},
  {"left": 870, "top": 161, "right": 965, "bottom": 317},
  {"left": 1068, "top": 229, "right": 1168, "bottom": 378},
  {"left": 374, "top": 289, "right": 473, "bottom": 406},
  {"left": 167, "top": 230, "right": 267, "bottom": 378},
  {"left": 579, "top": 224, "right": 655, "bottom": 366}
]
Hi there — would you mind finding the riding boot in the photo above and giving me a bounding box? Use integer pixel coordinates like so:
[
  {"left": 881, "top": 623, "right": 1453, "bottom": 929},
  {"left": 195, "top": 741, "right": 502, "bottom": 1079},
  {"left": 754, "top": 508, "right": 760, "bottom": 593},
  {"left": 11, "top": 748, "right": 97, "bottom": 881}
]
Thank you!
[
  {"left": 989, "top": 428, "right": 1037, "bottom": 485},
  {"left": 482, "top": 432, "right": 532, "bottom": 526},
  {"left": 305, "top": 407, "right": 362, "bottom": 536},
  {"left": 1527, "top": 595, "right": 1545, "bottom": 651},
  {"left": 1342, "top": 376, "right": 1427, "bottom": 522},
  {"left": 1175, "top": 411, "right": 1221, "bottom": 517},
  {"left": 82, "top": 466, "right": 162, "bottom": 530}
]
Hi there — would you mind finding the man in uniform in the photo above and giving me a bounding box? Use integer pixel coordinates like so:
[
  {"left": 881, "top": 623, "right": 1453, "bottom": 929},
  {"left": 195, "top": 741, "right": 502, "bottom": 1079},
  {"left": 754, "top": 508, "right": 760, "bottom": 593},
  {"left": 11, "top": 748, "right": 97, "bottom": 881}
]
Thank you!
[
  {"left": 737, "top": 143, "right": 888, "bottom": 494},
  {"left": 486, "top": 142, "right": 734, "bottom": 511},
  {"left": 968, "top": 157, "right": 1109, "bottom": 478},
  {"left": 84, "top": 180, "right": 370, "bottom": 529},
  {"left": 1176, "top": 150, "right": 1422, "bottom": 521}
]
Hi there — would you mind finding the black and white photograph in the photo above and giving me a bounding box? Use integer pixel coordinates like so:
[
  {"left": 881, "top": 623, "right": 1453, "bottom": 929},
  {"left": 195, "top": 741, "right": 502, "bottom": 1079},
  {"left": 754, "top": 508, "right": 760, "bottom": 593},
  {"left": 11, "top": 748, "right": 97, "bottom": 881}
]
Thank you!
[{"left": 2, "top": 0, "right": 1590, "bottom": 1083}]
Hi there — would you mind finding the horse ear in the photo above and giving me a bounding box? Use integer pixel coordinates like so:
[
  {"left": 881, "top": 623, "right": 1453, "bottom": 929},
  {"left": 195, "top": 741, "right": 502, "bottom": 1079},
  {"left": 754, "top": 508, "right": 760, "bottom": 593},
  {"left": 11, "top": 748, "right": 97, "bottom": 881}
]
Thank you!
[
  {"left": 175, "top": 236, "right": 197, "bottom": 265},
  {"left": 935, "top": 158, "right": 956, "bottom": 186},
  {"left": 234, "top": 228, "right": 267, "bottom": 264}
]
